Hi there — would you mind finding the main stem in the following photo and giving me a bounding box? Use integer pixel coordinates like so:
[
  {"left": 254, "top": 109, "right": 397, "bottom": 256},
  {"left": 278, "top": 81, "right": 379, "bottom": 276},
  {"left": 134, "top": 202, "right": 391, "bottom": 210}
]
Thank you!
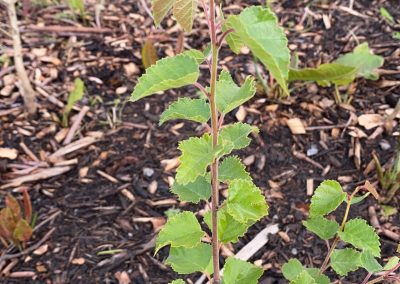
[{"left": 208, "top": 0, "right": 221, "bottom": 283}]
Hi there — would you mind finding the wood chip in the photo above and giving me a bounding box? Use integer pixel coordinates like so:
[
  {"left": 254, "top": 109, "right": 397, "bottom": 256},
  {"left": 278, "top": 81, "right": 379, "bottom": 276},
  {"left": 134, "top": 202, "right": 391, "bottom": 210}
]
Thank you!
[
  {"left": 0, "top": 148, "right": 18, "bottom": 160},
  {"left": 235, "top": 106, "right": 247, "bottom": 122},
  {"left": 33, "top": 244, "right": 48, "bottom": 256},
  {"left": 358, "top": 114, "right": 383, "bottom": 130},
  {"left": 71, "top": 258, "right": 85, "bottom": 265},
  {"left": 115, "top": 271, "right": 131, "bottom": 284},
  {"left": 306, "top": 178, "right": 314, "bottom": 196},
  {"left": 287, "top": 118, "right": 306, "bottom": 134}
]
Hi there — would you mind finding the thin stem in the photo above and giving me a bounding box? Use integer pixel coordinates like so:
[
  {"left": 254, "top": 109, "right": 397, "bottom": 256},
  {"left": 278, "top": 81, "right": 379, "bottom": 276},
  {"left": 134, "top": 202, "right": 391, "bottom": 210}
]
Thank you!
[
  {"left": 194, "top": 82, "right": 209, "bottom": 98},
  {"left": 320, "top": 187, "right": 361, "bottom": 274},
  {"left": 208, "top": 0, "right": 221, "bottom": 283},
  {"left": 217, "top": 28, "right": 234, "bottom": 48},
  {"left": 366, "top": 263, "right": 400, "bottom": 284},
  {"left": 362, "top": 272, "right": 373, "bottom": 284}
]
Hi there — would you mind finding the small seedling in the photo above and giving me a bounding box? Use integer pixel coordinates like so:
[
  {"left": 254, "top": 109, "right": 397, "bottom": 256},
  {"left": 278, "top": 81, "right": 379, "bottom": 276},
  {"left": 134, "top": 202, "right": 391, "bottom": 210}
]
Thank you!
[
  {"left": 65, "top": 0, "right": 85, "bottom": 19},
  {"left": 62, "top": 77, "right": 85, "bottom": 127},
  {"left": 130, "top": 0, "right": 295, "bottom": 282},
  {"left": 283, "top": 180, "right": 399, "bottom": 283},
  {"left": 0, "top": 189, "right": 33, "bottom": 250},
  {"left": 288, "top": 43, "right": 384, "bottom": 104},
  {"left": 373, "top": 151, "right": 400, "bottom": 203},
  {"left": 380, "top": 7, "right": 395, "bottom": 25}
]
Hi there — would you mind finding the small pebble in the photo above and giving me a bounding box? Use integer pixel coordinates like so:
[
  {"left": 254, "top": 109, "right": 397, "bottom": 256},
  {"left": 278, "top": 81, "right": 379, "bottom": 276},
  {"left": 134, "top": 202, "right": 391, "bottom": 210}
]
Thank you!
[
  {"left": 143, "top": 167, "right": 154, "bottom": 177},
  {"left": 379, "top": 140, "right": 391, "bottom": 151},
  {"left": 291, "top": 248, "right": 298, "bottom": 255},
  {"left": 307, "top": 144, "right": 318, "bottom": 156}
]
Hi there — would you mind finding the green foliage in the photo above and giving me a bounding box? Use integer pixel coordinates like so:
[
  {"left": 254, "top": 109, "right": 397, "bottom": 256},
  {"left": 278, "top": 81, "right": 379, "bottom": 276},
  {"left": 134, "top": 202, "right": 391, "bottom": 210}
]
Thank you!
[
  {"left": 166, "top": 243, "right": 212, "bottom": 274},
  {"left": 226, "top": 180, "right": 268, "bottom": 223},
  {"left": 181, "top": 49, "right": 207, "bottom": 64},
  {"left": 176, "top": 135, "right": 215, "bottom": 185},
  {"left": 383, "top": 256, "right": 399, "bottom": 270},
  {"left": 335, "top": 43, "right": 384, "bottom": 80},
  {"left": 204, "top": 207, "right": 252, "bottom": 244},
  {"left": 155, "top": 211, "right": 204, "bottom": 254},
  {"left": 219, "top": 123, "right": 259, "bottom": 156},
  {"left": 338, "top": 218, "right": 381, "bottom": 257},
  {"left": 219, "top": 156, "right": 251, "bottom": 183},
  {"left": 360, "top": 251, "right": 383, "bottom": 273},
  {"left": 215, "top": 71, "right": 256, "bottom": 114},
  {"left": 309, "top": 180, "right": 346, "bottom": 217},
  {"left": 224, "top": 6, "right": 290, "bottom": 94},
  {"left": 292, "top": 271, "right": 316, "bottom": 284},
  {"left": 170, "top": 176, "right": 211, "bottom": 203},
  {"left": 330, "top": 248, "right": 361, "bottom": 276},
  {"left": 0, "top": 190, "right": 33, "bottom": 249},
  {"left": 159, "top": 98, "right": 210, "bottom": 125},
  {"left": 303, "top": 216, "right": 339, "bottom": 240},
  {"left": 131, "top": 54, "right": 200, "bottom": 102},
  {"left": 380, "top": 7, "right": 395, "bottom": 24},
  {"left": 282, "top": 259, "right": 330, "bottom": 284},
  {"left": 66, "top": 0, "right": 85, "bottom": 17},
  {"left": 63, "top": 78, "right": 85, "bottom": 127},
  {"left": 288, "top": 63, "right": 357, "bottom": 87},
  {"left": 152, "top": 0, "right": 197, "bottom": 32},
  {"left": 169, "top": 280, "right": 185, "bottom": 284},
  {"left": 222, "top": 257, "right": 263, "bottom": 284},
  {"left": 373, "top": 151, "right": 400, "bottom": 203}
]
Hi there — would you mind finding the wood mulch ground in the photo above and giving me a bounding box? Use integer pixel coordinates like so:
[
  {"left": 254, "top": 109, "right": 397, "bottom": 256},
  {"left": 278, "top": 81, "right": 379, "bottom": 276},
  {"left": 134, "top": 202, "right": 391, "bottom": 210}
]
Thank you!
[{"left": 0, "top": 0, "right": 399, "bottom": 283}]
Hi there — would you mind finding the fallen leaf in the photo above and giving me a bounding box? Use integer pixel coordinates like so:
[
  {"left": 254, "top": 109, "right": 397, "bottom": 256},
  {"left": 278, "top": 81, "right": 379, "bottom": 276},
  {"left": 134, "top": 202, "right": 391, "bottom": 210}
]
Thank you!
[{"left": 364, "top": 180, "right": 380, "bottom": 200}]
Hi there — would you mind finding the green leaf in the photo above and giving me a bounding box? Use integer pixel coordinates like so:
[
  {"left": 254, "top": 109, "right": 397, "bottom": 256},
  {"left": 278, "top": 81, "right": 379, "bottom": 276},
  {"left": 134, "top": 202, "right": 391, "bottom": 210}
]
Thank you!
[
  {"left": 131, "top": 54, "right": 200, "bottom": 102},
  {"left": 335, "top": 43, "right": 384, "bottom": 80},
  {"left": 288, "top": 63, "right": 357, "bottom": 87},
  {"left": 63, "top": 78, "right": 85, "bottom": 127},
  {"left": 226, "top": 180, "right": 268, "bottom": 223},
  {"left": 204, "top": 207, "right": 253, "bottom": 244},
  {"left": 303, "top": 216, "right": 339, "bottom": 240},
  {"left": 159, "top": 98, "right": 210, "bottom": 125},
  {"left": 215, "top": 71, "right": 256, "bottom": 114},
  {"left": 282, "top": 259, "right": 330, "bottom": 284},
  {"left": 166, "top": 243, "right": 212, "bottom": 274},
  {"left": 173, "top": 0, "right": 198, "bottom": 32},
  {"left": 348, "top": 192, "right": 370, "bottom": 205},
  {"left": 176, "top": 134, "right": 215, "bottom": 185},
  {"left": 360, "top": 251, "right": 383, "bottom": 273},
  {"left": 225, "top": 6, "right": 290, "bottom": 95},
  {"left": 380, "top": 7, "right": 395, "bottom": 24},
  {"left": 219, "top": 156, "right": 251, "bottom": 183},
  {"left": 381, "top": 205, "right": 398, "bottom": 217},
  {"left": 169, "top": 280, "right": 185, "bottom": 284},
  {"left": 306, "top": 268, "right": 330, "bottom": 284},
  {"left": 383, "top": 256, "right": 399, "bottom": 270},
  {"left": 171, "top": 176, "right": 211, "bottom": 203},
  {"left": 338, "top": 218, "right": 381, "bottom": 257},
  {"left": 67, "top": 0, "right": 85, "bottom": 15},
  {"left": 222, "top": 257, "right": 263, "bottom": 284},
  {"left": 181, "top": 49, "right": 206, "bottom": 64},
  {"left": 152, "top": 0, "right": 175, "bottom": 26},
  {"left": 282, "top": 259, "right": 304, "bottom": 281},
  {"left": 330, "top": 248, "right": 361, "bottom": 276},
  {"left": 292, "top": 270, "right": 316, "bottom": 284},
  {"left": 309, "top": 180, "right": 346, "bottom": 217},
  {"left": 219, "top": 123, "right": 258, "bottom": 157},
  {"left": 155, "top": 211, "right": 204, "bottom": 254},
  {"left": 13, "top": 219, "right": 32, "bottom": 244}
]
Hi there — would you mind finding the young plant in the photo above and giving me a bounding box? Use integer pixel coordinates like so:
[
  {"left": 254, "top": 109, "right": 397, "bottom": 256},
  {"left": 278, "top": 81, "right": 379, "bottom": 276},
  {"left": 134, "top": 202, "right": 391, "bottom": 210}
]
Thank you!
[
  {"left": 282, "top": 180, "right": 399, "bottom": 283},
  {"left": 373, "top": 151, "right": 400, "bottom": 203},
  {"left": 130, "top": 1, "right": 292, "bottom": 283},
  {"left": 62, "top": 77, "right": 85, "bottom": 127},
  {"left": 0, "top": 189, "right": 33, "bottom": 249},
  {"left": 288, "top": 43, "right": 384, "bottom": 104}
]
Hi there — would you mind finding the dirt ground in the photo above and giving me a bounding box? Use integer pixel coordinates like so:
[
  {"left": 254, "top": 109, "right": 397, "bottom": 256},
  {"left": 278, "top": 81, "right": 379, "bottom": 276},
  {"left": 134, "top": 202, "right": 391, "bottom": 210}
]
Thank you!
[{"left": 0, "top": 0, "right": 399, "bottom": 283}]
